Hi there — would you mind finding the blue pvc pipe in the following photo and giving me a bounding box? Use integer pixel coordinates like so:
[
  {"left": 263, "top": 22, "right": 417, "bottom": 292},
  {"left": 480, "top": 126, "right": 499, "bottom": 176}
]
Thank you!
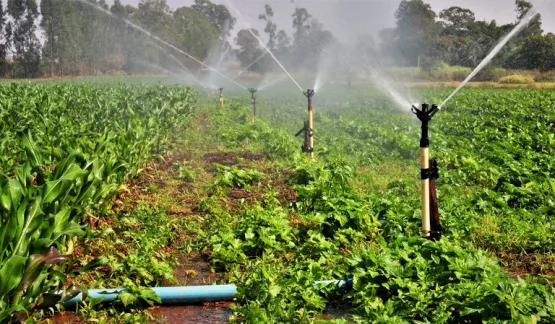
[{"left": 64, "top": 279, "right": 353, "bottom": 307}]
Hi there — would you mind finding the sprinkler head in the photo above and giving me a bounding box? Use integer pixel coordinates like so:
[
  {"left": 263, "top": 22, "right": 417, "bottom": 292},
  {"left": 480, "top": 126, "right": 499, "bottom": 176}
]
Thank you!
[
  {"left": 304, "top": 89, "right": 315, "bottom": 99},
  {"left": 411, "top": 103, "right": 439, "bottom": 121},
  {"left": 248, "top": 88, "right": 257, "bottom": 95},
  {"left": 219, "top": 88, "right": 224, "bottom": 92}
]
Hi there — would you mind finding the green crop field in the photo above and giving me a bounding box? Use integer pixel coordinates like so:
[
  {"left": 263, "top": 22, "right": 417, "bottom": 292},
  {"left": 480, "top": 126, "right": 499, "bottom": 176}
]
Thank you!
[{"left": 1, "top": 80, "right": 555, "bottom": 323}]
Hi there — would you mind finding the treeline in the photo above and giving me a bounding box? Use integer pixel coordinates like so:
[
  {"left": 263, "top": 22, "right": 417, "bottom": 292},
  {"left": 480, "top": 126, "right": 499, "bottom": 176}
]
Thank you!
[
  {"left": 380, "top": 0, "right": 555, "bottom": 74},
  {"left": 0, "top": 0, "right": 553, "bottom": 78},
  {"left": 235, "top": 0, "right": 555, "bottom": 83},
  {"left": 0, "top": 0, "right": 225, "bottom": 77}
]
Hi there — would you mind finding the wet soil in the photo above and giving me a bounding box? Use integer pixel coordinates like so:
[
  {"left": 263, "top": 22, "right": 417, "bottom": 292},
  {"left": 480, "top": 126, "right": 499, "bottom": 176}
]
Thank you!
[
  {"left": 496, "top": 250, "right": 555, "bottom": 278},
  {"left": 149, "top": 304, "right": 232, "bottom": 324}
]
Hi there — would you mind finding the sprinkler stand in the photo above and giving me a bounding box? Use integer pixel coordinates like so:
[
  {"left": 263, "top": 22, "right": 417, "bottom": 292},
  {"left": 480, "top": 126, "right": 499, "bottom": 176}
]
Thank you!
[
  {"left": 248, "top": 88, "right": 257, "bottom": 121},
  {"left": 219, "top": 88, "right": 224, "bottom": 108},
  {"left": 304, "top": 89, "right": 315, "bottom": 160},
  {"left": 412, "top": 104, "right": 441, "bottom": 240}
]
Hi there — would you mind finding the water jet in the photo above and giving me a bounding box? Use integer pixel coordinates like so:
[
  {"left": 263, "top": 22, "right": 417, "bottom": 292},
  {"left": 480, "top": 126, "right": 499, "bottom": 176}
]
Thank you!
[{"left": 75, "top": 0, "right": 246, "bottom": 91}]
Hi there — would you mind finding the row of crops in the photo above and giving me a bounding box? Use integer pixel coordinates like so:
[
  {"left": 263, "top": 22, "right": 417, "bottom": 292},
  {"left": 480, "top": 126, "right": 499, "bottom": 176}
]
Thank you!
[
  {"left": 184, "top": 87, "right": 555, "bottom": 322},
  {"left": 254, "top": 87, "right": 555, "bottom": 252},
  {"left": 0, "top": 83, "right": 195, "bottom": 322},
  {"left": 1, "top": 80, "right": 555, "bottom": 323}
]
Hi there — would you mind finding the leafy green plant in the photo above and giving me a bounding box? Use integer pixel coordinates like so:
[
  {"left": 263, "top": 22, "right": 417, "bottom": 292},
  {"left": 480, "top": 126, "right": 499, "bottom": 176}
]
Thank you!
[
  {"left": 207, "top": 205, "right": 296, "bottom": 267},
  {"left": 0, "top": 83, "right": 195, "bottom": 321},
  {"left": 347, "top": 238, "right": 555, "bottom": 323},
  {"left": 214, "top": 164, "right": 264, "bottom": 190}
]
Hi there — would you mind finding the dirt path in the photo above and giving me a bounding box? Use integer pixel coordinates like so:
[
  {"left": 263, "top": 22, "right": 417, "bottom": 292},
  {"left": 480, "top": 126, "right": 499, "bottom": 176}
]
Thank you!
[{"left": 46, "top": 141, "right": 295, "bottom": 323}]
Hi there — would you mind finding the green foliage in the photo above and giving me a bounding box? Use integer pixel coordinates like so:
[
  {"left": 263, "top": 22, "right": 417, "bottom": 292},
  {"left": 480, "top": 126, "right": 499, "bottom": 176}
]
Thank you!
[
  {"left": 348, "top": 238, "right": 555, "bottom": 323},
  {"left": 498, "top": 74, "right": 534, "bottom": 84},
  {"left": 117, "top": 281, "right": 161, "bottom": 308},
  {"left": 231, "top": 257, "right": 335, "bottom": 323},
  {"left": 508, "top": 34, "right": 555, "bottom": 72},
  {"left": 192, "top": 88, "right": 555, "bottom": 323},
  {"left": 0, "top": 83, "right": 194, "bottom": 321},
  {"left": 206, "top": 206, "right": 296, "bottom": 267},
  {"left": 214, "top": 165, "right": 264, "bottom": 190},
  {"left": 97, "top": 207, "right": 179, "bottom": 287}
]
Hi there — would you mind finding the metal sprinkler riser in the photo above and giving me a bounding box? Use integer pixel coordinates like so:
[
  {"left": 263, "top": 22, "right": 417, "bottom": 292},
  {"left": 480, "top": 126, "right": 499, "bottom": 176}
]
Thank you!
[
  {"left": 305, "top": 89, "right": 315, "bottom": 159},
  {"left": 411, "top": 103, "right": 442, "bottom": 241},
  {"left": 218, "top": 88, "right": 224, "bottom": 108},
  {"left": 248, "top": 88, "right": 257, "bottom": 119}
]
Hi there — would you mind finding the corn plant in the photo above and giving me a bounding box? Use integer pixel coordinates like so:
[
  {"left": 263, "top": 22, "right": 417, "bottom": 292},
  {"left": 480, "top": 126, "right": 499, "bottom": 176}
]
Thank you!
[{"left": 0, "top": 83, "right": 196, "bottom": 322}]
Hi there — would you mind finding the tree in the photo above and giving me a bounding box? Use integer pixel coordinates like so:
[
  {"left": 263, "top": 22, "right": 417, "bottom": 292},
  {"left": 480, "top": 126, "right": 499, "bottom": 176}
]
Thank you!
[
  {"left": 0, "top": 0, "right": 8, "bottom": 76},
  {"left": 289, "top": 7, "right": 334, "bottom": 69},
  {"left": 379, "top": 28, "right": 401, "bottom": 64},
  {"left": 275, "top": 30, "right": 291, "bottom": 55},
  {"left": 507, "top": 34, "right": 555, "bottom": 71},
  {"left": 41, "top": 0, "right": 88, "bottom": 76},
  {"left": 191, "top": 0, "right": 235, "bottom": 38},
  {"left": 394, "top": 0, "right": 440, "bottom": 66},
  {"left": 439, "top": 6, "right": 475, "bottom": 36},
  {"left": 292, "top": 7, "right": 311, "bottom": 47},
  {"left": 127, "top": 0, "right": 179, "bottom": 71},
  {"left": 134, "top": 0, "right": 173, "bottom": 38},
  {"left": 235, "top": 28, "right": 264, "bottom": 70},
  {"left": 258, "top": 4, "right": 277, "bottom": 50},
  {"left": 515, "top": 0, "right": 542, "bottom": 36},
  {"left": 78, "top": 0, "right": 116, "bottom": 75},
  {"left": 8, "top": 0, "right": 41, "bottom": 77},
  {"left": 435, "top": 7, "right": 476, "bottom": 66},
  {"left": 173, "top": 6, "right": 219, "bottom": 62},
  {"left": 434, "top": 35, "right": 471, "bottom": 66},
  {"left": 111, "top": 0, "right": 129, "bottom": 18}
]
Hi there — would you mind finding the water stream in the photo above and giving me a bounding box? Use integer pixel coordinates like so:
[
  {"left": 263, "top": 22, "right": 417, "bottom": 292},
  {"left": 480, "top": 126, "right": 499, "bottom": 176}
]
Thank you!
[
  {"left": 224, "top": 0, "right": 304, "bottom": 93},
  {"left": 440, "top": 9, "right": 540, "bottom": 108},
  {"left": 76, "top": 0, "right": 246, "bottom": 90}
]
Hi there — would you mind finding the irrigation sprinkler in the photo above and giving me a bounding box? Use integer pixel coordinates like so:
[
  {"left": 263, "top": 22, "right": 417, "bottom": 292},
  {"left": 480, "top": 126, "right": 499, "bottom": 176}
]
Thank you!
[
  {"left": 219, "top": 88, "right": 224, "bottom": 108},
  {"left": 412, "top": 104, "right": 442, "bottom": 241},
  {"left": 248, "top": 88, "right": 257, "bottom": 120},
  {"left": 304, "top": 89, "right": 315, "bottom": 159}
]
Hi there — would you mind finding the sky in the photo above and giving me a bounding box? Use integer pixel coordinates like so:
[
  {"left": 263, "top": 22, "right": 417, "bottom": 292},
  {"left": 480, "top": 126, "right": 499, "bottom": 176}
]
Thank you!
[{"left": 122, "top": 0, "right": 555, "bottom": 43}]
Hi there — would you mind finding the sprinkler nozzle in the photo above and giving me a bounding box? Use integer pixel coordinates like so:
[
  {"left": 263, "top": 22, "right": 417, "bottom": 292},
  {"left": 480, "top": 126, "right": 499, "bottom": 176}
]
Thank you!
[
  {"left": 304, "top": 89, "right": 315, "bottom": 99},
  {"left": 411, "top": 104, "right": 439, "bottom": 121},
  {"left": 412, "top": 103, "right": 439, "bottom": 148},
  {"left": 248, "top": 88, "right": 257, "bottom": 94}
]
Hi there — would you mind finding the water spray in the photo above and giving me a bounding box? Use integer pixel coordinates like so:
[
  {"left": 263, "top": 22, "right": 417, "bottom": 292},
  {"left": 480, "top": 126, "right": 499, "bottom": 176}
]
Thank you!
[
  {"left": 224, "top": 0, "right": 303, "bottom": 93},
  {"left": 248, "top": 88, "right": 257, "bottom": 120},
  {"left": 411, "top": 104, "right": 442, "bottom": 240},
  {"left": 75, "top": 0, "right": 247, "bottom": 91},
  {"left": 440, "top": 8, "right": 540, "bottom": 108},
  {"left": 295, "top": 89, "right": 316, "bottom": 160},
  {"left": 235, "top": 53, "right": 267, "bottom": 80},
  {"left": 219, "top": 88, "right": 224, "bottom": 108}
]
